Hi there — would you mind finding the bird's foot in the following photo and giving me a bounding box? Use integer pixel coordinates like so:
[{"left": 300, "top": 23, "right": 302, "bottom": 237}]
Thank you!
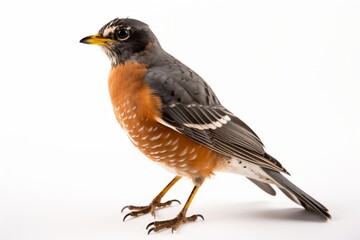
[
  {"left": 122, "top": 199, "right": 181, "bottom": 221},
  {"left": 146, "top": 212, "right": 204, "bottom": 234}
]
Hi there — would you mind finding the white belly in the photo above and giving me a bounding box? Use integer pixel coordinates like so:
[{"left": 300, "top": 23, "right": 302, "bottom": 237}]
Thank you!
[{"left": 216, "top": 157, "right": 274, "bottom": 184}]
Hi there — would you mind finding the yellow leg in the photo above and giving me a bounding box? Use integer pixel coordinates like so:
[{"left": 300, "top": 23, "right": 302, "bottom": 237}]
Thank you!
[
  {"left": 122, "top": 176, "right": 182, "bottom": 220},
  {"left": 147, "top": 184, "right": 204, "bottom": 234},
  {"left": 152, "top": 176, "right": 182, "bottom": 203},
  {"left": 180, "top": 184, "right": 201, "bottom": 218}
]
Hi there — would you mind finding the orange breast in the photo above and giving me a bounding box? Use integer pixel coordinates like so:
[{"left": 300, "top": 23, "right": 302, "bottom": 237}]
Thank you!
[{"left": 108, "top": 62, "right": 222, "bottom": 182}]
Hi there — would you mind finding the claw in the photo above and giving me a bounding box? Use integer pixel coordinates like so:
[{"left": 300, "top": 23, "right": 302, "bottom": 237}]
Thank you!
[
  {"left": 121, "top": 198, "right": 181, "bottom": 222},
  {"left": 121, "top": 205, "right": 129, "bottom": 213},
  {"left": 123, "top": 212, "right": 132, "bottom": 222},
  {"left": 196, "top": 214, "right": 204, "bottom": 221},
  {"left": 168, "top": 199, "right": 181, "bottom": 205},
  {"left": 144, "top": 213, "right": 204, "bottom": 234},
  {"left": 146, "top": 222, "right": 155, "bottom": 230},
  {"left": 147, "top": 227, "right": 155, "bottom": 235}
]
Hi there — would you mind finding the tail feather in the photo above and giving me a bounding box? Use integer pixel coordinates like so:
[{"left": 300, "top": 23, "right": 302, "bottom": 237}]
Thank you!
[
  {"left": 247, "top": 178, "right": 276, "bottom": 196},
  {"left": 262, "top": 168, "right": 331, "bottom": 219},
  {"left": 278, "top": 188, "right": 301, "bottom": 205}
]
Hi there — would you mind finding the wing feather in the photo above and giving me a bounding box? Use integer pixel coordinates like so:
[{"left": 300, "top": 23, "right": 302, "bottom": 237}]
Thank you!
[{"left": 145, "top": 52, "right": 287, "bottom": 173}]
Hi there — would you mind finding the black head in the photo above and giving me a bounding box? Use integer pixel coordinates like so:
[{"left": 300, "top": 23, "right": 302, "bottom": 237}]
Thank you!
[{"left": 80, "top": 18, "right": 161, "bottom": 66}]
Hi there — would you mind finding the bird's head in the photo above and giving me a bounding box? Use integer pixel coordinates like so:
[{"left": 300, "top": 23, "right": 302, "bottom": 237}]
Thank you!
[{"left": 80, "top": 18, "right": 161, "bottom": 66}]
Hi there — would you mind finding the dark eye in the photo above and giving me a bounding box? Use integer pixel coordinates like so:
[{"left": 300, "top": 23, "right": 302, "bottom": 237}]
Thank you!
[{"left": 116, "top": 28, "right": 131, "bottom": 40}]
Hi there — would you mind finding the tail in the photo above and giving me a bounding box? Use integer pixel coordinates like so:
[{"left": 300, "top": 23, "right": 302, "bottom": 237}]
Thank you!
[{"left": 262, "top": 168, "right": 331, "bottom": 219}]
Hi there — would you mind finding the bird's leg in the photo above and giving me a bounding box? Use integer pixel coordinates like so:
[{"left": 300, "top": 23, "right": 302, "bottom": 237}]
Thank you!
[
  {"left": 146, "top": 184, "right": 204, "bottom": 234},
  {"left": 122, "top": 176, "right": 182, "bottom": 221}
]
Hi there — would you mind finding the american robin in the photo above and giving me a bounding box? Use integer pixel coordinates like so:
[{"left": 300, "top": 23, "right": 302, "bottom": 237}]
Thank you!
[{"left": 80, "top": 18, "right": 331, "bottom": 233}]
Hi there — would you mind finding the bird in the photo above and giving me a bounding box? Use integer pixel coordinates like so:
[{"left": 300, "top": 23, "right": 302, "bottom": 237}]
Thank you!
[{"left": 80, "top": 18, "right": 331, "bottom": 234}]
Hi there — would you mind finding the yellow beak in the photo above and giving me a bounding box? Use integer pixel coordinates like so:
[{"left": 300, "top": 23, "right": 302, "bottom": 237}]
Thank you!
[{"left": 79, "top": 34, "right": 116, "bottom": 46}]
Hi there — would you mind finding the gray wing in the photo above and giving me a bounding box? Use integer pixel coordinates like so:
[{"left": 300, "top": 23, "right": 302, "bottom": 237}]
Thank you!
[{"left": 145, "top": 52, "right": 287, "bottom": 173}]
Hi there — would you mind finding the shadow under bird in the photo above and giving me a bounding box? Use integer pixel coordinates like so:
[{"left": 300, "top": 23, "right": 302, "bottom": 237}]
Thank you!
[{"left": 80, "top": 18, "right": 331, "bottom": 234}]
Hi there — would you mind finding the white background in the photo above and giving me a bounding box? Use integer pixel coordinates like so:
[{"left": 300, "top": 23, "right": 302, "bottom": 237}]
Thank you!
[{"left": 0, "top": 0, "right": 359, "bottom": 239}]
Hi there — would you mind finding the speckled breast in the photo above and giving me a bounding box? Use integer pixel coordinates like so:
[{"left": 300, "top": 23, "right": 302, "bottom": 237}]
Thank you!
[
  {"left": 113, "top": 98, "right": 220, "bottom": 180},
  {"left": 108, "top": 63, "right": 222, "bottom": 180}
]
